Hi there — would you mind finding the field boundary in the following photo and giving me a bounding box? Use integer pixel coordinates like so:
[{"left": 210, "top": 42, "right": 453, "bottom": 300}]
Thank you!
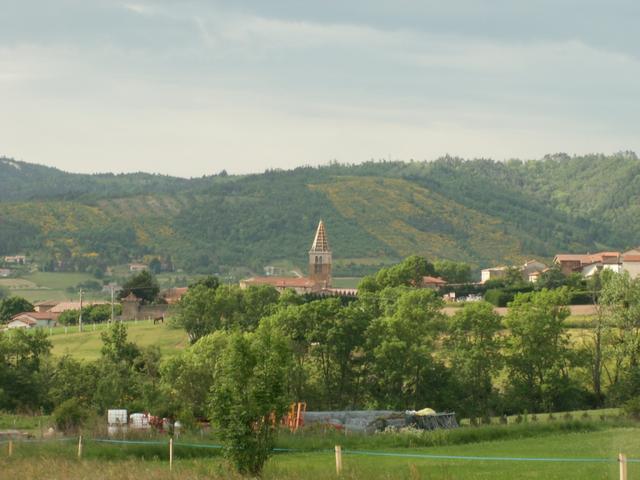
[{"left": 3, "top": 436, "right": 638, "bottom": 464}]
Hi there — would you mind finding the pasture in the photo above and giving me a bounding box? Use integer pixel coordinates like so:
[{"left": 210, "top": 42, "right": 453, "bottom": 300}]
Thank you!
[
  {"left": 0, "top": 421, "right": 637, "bottom": 479},
  {"left": 49, "top": 321, "right": 188, "bottom": 359}
]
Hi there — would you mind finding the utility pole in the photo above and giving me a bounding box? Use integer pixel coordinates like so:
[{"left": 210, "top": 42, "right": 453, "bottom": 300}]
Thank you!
[
  {"left": 78, "top": 289, "right": 84, "bottom": 333},
  {"left": 110, "top": 285, "right": 115, "bottom": 323}
]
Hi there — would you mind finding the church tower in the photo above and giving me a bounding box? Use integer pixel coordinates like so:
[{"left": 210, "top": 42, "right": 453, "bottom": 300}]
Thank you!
[{"left": 308, "top": 220, "right": 332, "bottom": 287}]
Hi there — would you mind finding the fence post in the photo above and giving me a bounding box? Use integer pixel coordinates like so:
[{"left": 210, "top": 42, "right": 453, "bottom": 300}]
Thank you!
[
  {"left": 619, "top": 453, "right": 627, "bottom": 480},
  {"left": 335, "top": 445, "right": 342, "bottom": 475},
  {"left": 169, "top": 438, "right": 174, "bottom": 471},
  {"left": 8, "top": 440, "right": 13, "bottom": 456},
  {"left": 77, "top": 435, "right": 83, "bottom": 458}
]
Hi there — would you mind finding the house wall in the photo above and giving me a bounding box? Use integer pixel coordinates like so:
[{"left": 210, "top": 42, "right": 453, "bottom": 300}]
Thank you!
[
  {"left": 623, "top": 262, "right": 640, "bottom": 279},
  {"left": 7, "top": 320, "right": 31, "bottom": 329}
]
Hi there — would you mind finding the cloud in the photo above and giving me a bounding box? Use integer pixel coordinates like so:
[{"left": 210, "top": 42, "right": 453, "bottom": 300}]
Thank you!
[
  {"left": 0, "top": 2, "right": 639, "bottom": 175},
  {"left": 122, "top": 4, "right": 151, "bottom": 15}
]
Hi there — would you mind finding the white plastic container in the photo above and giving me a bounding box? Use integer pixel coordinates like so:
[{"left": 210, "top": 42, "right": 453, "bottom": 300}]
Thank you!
[
  {"left": 107, "top": 409, "right": 128, "bottom": 426},
  {"left": 130, "top": 413, "right": 151, "bottom": 429}
]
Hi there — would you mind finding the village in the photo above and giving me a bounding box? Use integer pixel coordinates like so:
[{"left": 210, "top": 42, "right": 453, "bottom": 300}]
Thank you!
[{"left": 2, "top": 220, "right": 638, "bottom": 330}]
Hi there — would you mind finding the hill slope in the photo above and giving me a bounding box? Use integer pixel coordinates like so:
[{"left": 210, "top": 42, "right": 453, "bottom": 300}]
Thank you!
[{"left": 1, "top": 153, "right": 639, "bottom": 274}]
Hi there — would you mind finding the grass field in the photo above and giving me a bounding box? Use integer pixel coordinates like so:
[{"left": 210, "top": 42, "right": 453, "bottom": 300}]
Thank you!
[
  {"left": 50, "top": 322, "right": 188, "bottom": 359},
  {"left": 332, "top": 277, "right": 362, "bottom": 288},
  {"left": 1, "top": 422, "right": 638, "bottom": 479}
]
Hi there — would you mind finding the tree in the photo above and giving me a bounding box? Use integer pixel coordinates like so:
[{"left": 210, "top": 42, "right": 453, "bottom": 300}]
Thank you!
[
  {"left": 359, "top": 256, "right": 435, "bottom": 292},
  {"left": 209, "top": 319, "right": 292, "bottom": 476},
  {"left": 175, "top": 284, "right": 279, "bottom": 343},
  {"left": 119, "top": 270, "right": 159, "bottom": 304},
  {"left": 148, "top": 257, "right": 162, "bottom": 274},
  {"left": 0, "top": 328, "right": 51, "bottom": 411},
  {"left": 504, "top": 288, "right": 579, "bottom": 412},
  {"left": 100, "top": 322, "right": 140, "bottom": 365},
  {"left": 365, "top": 288, "right": 445, "bottom": 409},
  {"left": 446, "top": 302, "right": 502, "bottom": 417},
  {"left": 596, "top": 272, "right": 640, "bottom": 403},
  {"left": 189, "top": 275, "right": 220, "bottom": 290},
  {"left": 434, "top": 260, "right": 472, "bottom": 283},
  {"left": 161, "top": 332, "right": 229, "bottom": 423},
  {"left": 0, "top": 296, "right": 34, "bottom": 322}
]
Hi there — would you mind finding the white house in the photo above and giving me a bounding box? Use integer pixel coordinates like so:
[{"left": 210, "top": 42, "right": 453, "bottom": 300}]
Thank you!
[
  {"left": 8, "top": 312, "right": 58, "bottom": 329},
  {"left": 622, "top": 249, "right": 640, "bottom": 279},
  {"left": 521, "top": 259, "right": 547, "bottom": 281},
  {"left": 480, "top": 267, "right": 508, "bottom": 284}
]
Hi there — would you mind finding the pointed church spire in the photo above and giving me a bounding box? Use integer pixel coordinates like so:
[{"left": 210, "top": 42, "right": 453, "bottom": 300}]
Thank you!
[{"left": 310, "top": 220, "right": 330, "bottom": 253}]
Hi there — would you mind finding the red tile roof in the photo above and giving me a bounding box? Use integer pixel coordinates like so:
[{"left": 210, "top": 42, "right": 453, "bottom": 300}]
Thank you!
[
  {"left": 242, "top": 277, "right": 316, "bottom": 288},
  {"left": 422, "top": 276, "right": 447, "bottom": 285},
  {"left": 11, "top": 311, "right": 57, "bottom": 321},
  {"left": 554, "top": 252, "right": 621, "bottom": 266}
]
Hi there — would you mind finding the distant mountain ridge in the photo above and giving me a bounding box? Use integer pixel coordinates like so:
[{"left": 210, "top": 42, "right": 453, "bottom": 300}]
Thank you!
[{"left": 1, "top": 153, "right": 638, "bottom": 275}]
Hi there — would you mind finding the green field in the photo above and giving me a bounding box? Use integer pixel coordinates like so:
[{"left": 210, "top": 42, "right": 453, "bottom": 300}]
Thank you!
[
  {"left": 50, "top": 321, "right": 188, "bottom": 359},
  {"left": 331, "top": 277, "right": 362, "bottom": 288},
  {"left": 1, "top": 423, "right": 638, "bottom": 479},
  {"left": 1, "top": 272, "right": 108, "bottom": 303}
]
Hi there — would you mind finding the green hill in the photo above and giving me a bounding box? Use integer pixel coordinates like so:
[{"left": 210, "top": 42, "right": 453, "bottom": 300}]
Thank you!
[{"left": 1, "top": 153, "right": 639, "bottom": 275}]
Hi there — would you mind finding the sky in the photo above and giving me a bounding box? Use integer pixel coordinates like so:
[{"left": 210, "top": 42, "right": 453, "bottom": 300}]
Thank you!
[{"left": 1, "top": 1, "right": 640, "bottom": 177}]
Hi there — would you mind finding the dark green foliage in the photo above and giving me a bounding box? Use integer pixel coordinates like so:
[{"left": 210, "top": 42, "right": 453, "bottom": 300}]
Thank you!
[
  {"left": 4, "top": 153, "right": 640, "bottom": 274},
  {"left": 52, "top": 398, "right": 89, "bottom": 433},
  {"left": 119, "top": 271, "right": 159, "bottom": 304},
  {"left": 0, "top": 296, "right": 34, "bottom": 322},
  {"left": 434, "top": 260, "right": 472, "bottom": 283},
  {"left": 174, "top": 284, "right": 280, "bottom": 343},
  {"left": 484, "top": 285, "right": 534, "bottom": 307},
  {"left": 0, "top": 328, "right": 51, "bottom": 411},
  {"left": 58, "top": 304, "right": 121, "bottom": 325},
  {"left": 209, "top": 321, "right": 292, "bottom": 476},
  {"left": 359, "top": 255, "right": 435, "bottom": 292}
]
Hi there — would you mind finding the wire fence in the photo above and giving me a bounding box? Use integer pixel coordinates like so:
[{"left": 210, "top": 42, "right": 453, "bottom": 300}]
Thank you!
[
  {"left": 2, "top": 436, "right": 637, "bottom": 464},
  {"left": 1, "top": 434, "right": 637, "bottom": 480}
]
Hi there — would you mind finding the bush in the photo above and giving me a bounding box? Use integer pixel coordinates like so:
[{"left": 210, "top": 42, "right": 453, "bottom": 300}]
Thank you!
[
  {"left": 569, "top": 290, "right": 595, "bottom": 305},
  {"left": 53, "top": 398, "right": 89, "bottom": 433},
  {"left": 623, "top": 397, "right": 640, "bottom": 420}
]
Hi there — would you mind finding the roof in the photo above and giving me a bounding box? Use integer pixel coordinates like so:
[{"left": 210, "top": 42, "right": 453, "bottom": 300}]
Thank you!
[
  {"left": 554, "top": 252, "right": 621, "bottom": 266},
  {"left": 309, "top": 220, "right": 330, "bottom": 253},
  {"left": 161, "top": 287, "right": 189, "bottom": 304},
  {"left": 122, "top": 292, "right": 140, "bottom": 301},
  {"left": 34, "top": 300, "right": 59, "bottom": 307},
  {"left": 623, "top": 254, "right": 640, "bottom": 262},
  {"left": 11, "top": 312, "right": 57, "bottom": 322},
  {"left": 481, "top": 266, "right": 508, "bottom": 272},
  {"left": 8, "top": 317, "right": 37, "bottom": 326},
  {"left": 422, "top": 276, "right": 447, "bottom": 285},
  {"left": 242, "top": 277, "right": 316, "bottom": 288}
]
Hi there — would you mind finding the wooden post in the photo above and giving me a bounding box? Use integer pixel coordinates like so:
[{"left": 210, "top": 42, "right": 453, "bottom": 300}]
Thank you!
[
  {"left": 77, "top": 435, "right": 83, "bottom": 458},
  {"left": 335, "top": 445, "right": 342, "bottom": 475},
  {"left": 619, "top": 453, "right": 627, "bottom": 480},
  {"left": 8, "top": 440, "right": 13, "bottom": 456},
  {"left": 169, "top": 438, "right": 174, "bottom": 471}
]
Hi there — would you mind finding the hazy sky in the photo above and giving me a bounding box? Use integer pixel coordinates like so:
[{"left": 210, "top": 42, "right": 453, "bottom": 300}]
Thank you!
[{"left": 2, "top": 1, "right": 640, "bottom": 177}]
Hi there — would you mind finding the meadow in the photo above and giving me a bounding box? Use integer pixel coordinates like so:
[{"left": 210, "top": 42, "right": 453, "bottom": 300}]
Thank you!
[
  {"left": 49, "top": 321, "right": 188, "bottom": 359},
  {"left": 0, "top": 420, "right": 637, "bottom": 479}
]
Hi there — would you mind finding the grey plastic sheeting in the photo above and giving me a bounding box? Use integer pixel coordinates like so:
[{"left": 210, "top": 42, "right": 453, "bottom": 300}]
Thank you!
[{"left": 304, "top": 410, "right": 401, "bottom": 432}]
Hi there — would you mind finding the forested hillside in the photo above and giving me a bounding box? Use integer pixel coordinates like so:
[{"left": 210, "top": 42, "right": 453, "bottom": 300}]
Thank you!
[{"left": 1, "top": 153, "right": 638, "bottom": 275}]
